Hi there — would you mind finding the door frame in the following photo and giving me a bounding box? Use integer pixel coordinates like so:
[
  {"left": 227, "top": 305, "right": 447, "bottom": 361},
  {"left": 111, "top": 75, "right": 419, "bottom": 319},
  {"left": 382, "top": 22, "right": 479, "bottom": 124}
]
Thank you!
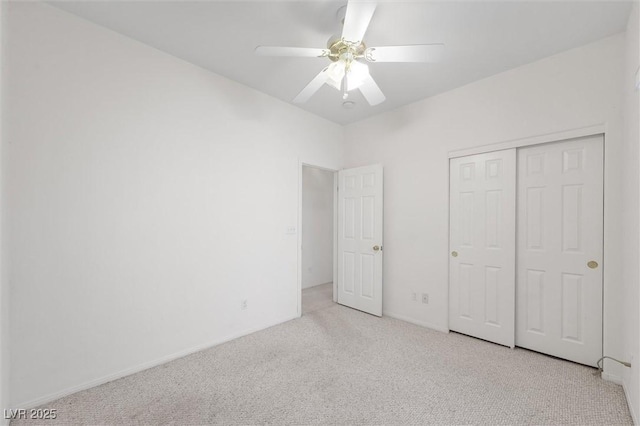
[
  {"left": 297, "top": 161, "right": 339, "bottom": 317},
  {"left": 448, "top": 124, "right": 605, "bottom": 160},
  {"left": 446, "top": 125, "right": 606, "bottom": 361},
  {"left": 448, "top": 125, "right": 606, "bottom": 334}
]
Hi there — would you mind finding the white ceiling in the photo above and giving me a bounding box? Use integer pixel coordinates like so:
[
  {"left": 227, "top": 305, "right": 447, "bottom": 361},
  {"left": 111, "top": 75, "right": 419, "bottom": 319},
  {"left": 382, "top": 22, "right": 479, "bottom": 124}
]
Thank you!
[{"left": 49, "top": 1, "right": 632, "bottom": 125}]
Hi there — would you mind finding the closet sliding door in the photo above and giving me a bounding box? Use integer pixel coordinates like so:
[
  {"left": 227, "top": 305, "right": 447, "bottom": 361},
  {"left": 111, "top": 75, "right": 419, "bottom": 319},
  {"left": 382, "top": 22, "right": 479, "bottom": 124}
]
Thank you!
[
  {"left": 516, "top": 135, "right": 604, "bottom": 367},
  {"left": 449, "top": 149, "right": 516, "bottom": 348},
  {"left": 448, "top": 135, "right": 604, "bottom": 366}
]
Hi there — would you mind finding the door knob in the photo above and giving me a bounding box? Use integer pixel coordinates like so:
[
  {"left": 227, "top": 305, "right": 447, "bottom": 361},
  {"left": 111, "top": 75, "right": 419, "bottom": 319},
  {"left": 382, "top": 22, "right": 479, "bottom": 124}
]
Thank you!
[
  {"left": 451, "top": 251, "right": 458, "bottom": 257},
  {"left": 587, "top": 261, "right": 598, "bottom": 269},
  {"left": 373, "top": 245, "right": 380, "bottom": 252}
]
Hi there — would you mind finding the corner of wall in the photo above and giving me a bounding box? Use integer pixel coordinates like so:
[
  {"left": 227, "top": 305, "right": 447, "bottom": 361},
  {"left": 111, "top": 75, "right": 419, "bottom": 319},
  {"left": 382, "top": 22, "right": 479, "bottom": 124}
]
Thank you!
[
  {"left": 623, "top": 381, "right": 638, "bottom": 425},
  {"left": 621, "top": 1, "right": 640, "bottom": 423}
]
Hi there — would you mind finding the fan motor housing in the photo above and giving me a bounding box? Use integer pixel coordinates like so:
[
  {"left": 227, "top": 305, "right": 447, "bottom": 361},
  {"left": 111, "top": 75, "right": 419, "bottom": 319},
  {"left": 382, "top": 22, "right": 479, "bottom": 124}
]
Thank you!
[{"left": 327, "top": 38, "right": 366, "bottom": 61}]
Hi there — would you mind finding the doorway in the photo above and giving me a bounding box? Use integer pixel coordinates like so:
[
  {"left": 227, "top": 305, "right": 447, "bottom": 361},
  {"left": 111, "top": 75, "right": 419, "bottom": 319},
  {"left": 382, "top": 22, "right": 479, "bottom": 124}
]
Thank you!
[
  {"left": 301, "top": 165, "right": 336, "bottom": 315},
  {"left": 298, "top": 163, "right": 385, "bottom": 317}
]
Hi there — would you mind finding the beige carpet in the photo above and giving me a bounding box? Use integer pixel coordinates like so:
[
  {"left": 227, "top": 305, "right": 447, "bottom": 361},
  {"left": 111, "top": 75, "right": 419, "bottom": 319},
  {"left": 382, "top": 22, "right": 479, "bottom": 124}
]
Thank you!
[
  {"left": 302, "top": 282, "right": 335, "bottom": 314},
  {"left": 14, "top": 285, "right": 632, "bottom": 425}
]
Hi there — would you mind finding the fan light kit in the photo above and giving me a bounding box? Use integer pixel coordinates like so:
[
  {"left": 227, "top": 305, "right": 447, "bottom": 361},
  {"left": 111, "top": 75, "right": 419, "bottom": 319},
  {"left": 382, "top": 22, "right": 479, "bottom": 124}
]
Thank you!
[{"left": 255, "top": 1, "right": 444, "bottom": 106}]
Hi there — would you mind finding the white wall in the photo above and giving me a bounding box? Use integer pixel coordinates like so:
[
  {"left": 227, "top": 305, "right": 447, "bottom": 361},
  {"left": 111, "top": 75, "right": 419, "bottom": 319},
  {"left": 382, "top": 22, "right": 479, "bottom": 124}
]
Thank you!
[
  {"left": 344, "top": 34, "right": 626, "bottom": 377},
  {"left": 0, "top": 0, "right": 9, "bottom": 422},
  {"left": 622, "top": 2, "right": 639, "bottom": 422},
  {"left": 4, "top": 2, "right": 343, "bottom": 407},
  {"left": 301, "top": 167, "right": 334, "bottom": 289}
]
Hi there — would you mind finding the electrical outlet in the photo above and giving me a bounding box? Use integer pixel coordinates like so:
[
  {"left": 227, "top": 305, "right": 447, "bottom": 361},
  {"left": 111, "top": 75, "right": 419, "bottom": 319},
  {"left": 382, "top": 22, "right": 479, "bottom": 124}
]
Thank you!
[
  {"left": 241, "top": 299, "right": 248, "bottom": 310},
  {"left": 411, "top": 292, "right": 417, "bottom": 301},
  {"left": 422, "top": 293, "right": 429, "bottom": 304}
]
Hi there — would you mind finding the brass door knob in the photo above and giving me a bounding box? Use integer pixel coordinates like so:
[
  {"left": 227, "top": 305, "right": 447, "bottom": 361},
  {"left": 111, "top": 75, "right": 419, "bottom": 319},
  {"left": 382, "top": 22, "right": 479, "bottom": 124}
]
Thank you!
[
  {"left": 587, "top": 261, "right": 599, "bottom": 269},
  {"left": 373, "top": 245, "right": 380, "bottom": 252},
  {"left": 451, "top": 251, "right": 458, "bottom": 257}
]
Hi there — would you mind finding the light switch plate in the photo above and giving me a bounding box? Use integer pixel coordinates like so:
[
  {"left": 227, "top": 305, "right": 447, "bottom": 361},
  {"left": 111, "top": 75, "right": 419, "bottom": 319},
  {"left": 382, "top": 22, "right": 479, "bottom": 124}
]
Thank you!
[{"left": 286, "top": 226, "right": 297, "bottom": 234}]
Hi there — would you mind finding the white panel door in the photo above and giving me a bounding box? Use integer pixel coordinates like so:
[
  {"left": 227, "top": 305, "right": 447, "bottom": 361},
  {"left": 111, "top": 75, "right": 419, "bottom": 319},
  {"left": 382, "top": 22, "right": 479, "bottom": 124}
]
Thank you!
[
  {"left": 516, "top": 135, "right": 603, "bottom": 366},
  {"left": 449, "top": 150, "right": 516, "bottom": 347},
  {"left": 337, "top": 164, "right": 383, "bottom": 316}
]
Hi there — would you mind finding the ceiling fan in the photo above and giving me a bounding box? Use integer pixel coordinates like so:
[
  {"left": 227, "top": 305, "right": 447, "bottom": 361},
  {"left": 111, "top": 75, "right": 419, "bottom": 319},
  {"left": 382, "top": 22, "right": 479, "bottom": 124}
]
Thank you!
[{"left": 255, "top": 1, "right": 444, "bottom": 106}]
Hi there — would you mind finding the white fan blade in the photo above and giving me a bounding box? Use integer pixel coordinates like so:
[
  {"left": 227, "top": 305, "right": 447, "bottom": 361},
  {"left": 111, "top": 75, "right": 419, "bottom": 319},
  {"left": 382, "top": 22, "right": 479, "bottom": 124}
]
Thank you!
[
  {"left": 293, "top": 68, "right": 329, "bottom": 104},
  {"left": 364, "top": 44, "right": 445, "bottom": 63},
  {"left": 255, "top": 46, "right": 329, "bottom": 58},
  {"left": 341, "top": 1, "right": 377, "bottom": 44},
  {"left": 358, "top": 74, "right": 385, "bottom": 106}
]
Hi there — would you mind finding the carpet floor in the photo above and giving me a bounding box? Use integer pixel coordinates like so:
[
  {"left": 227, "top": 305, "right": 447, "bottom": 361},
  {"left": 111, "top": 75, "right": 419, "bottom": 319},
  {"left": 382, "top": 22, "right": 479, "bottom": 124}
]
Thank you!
[
  {"left": 302, "top": 282, "right": 334, "bottom": 314},
  {"left": 14, "top": 284, "right": 632, "bottom": 425}
]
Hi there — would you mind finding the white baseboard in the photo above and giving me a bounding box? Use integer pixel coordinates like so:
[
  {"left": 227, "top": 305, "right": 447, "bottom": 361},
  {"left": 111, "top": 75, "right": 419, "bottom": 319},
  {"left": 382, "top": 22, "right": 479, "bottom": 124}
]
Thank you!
[
  {"left": 602, "top": 372, "right": 624, "bottom": 385},
  {"left": 623, "top": 380, "right": 638, "bottom": 425},
  {"left": 15, "top": 314, "right": 299, "bottom": 410},
  {"left": 383, "top": 311, "right": 449, "bottom": 333},
  {"left": 302, "top": 281, "right": 332, "bottom": 290}
]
